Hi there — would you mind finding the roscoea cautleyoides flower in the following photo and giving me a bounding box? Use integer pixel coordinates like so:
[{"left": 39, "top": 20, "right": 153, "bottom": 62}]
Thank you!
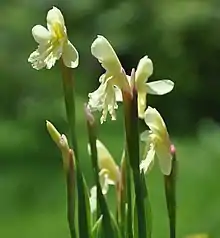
[
  {"left": 135, "top": 56, "right": 174, "bottom": 118},
  {"left": 88, "top": 139, "right": 120, "bottom": 212},
  {"left": 28, "top": 6, "right": 79, "bottom": 70},
  {"left": 140, "top": 107, "right": 172, "bottom": 175},
  {"left": 88, "top": 35, "right": 130, "bottom": 123},
  {"left": 88, "top": 139, "right": 120, "bottom": 194}
]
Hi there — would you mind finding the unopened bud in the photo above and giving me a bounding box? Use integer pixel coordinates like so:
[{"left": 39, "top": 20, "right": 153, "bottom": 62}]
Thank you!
[{"left": 46, "top": 120, "right": 61, "bottom": 148}]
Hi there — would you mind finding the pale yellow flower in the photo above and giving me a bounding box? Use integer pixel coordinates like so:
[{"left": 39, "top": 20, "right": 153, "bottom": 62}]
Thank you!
[
  {"left": 28, "top": 6, "right": 79, "bottom": 70},
  {"left": 140, "top": 107, "right": 172, "bottom": 175},
  {"left": 135, "top": 56, "right": 174, "bottom": 118},
  {"left": 88, "top": 139, "right": 120, "bottom": 213},
  {"left": 88, "top": 35, "right": 130, "bottom": 123},
  {"left": 96, "top": 139, "right": 120, "bottom": 193}
]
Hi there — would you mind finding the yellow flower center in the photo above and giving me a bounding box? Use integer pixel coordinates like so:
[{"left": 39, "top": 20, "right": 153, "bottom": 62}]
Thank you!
[{"left": 52, "top": 22, "right": 65, "bottom": 40}]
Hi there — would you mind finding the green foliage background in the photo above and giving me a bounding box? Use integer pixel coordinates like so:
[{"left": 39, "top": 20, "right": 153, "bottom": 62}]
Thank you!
[{"left": 1, "top": 0, "right": 220, "bottom": 237}]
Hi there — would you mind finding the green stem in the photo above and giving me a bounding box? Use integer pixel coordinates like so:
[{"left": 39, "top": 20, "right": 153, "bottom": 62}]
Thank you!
[
  {"left": 122, "top": 81, "right": 147, "bottom": 238},
  {"left": 60, "top": 60, "right": 90, "bottom": 238},
  {"left": 164, "top": 148, "right": 177, "bottom": 238},
  {"left": 126, "top": 154, "right": 133, "bottom": 238},
  {"left": 66, "top": 150, "right": 76, "bottom": 238},
  {"left": 60, "top": 59, "right": 78, "bottom": 159},
  {"left": 85, "top": 106, "right": 117, "bottom": 238}
]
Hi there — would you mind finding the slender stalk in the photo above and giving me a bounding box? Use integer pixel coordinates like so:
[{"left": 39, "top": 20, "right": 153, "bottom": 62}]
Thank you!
[
  {"left": 125, "top": 153, "right": 133, "bottom": 238},
  {"left": 66, "top": 149, "right": 77, "bottom": 238},
  {"left": 164, "top": 145, "right": 177, "bottom": 238},
  {"left": 85, "top": 106, "right": 116, "bottom": 238},
  {"left": 118, "top": 154, "right": 126, "bottom": 238},
  {"left": 60, "top": 59, "right": 78, "bottom": 159},
  {"left": 60, "top": 60, "right": 90, "bottom": 238},
  {"left": 122, "top": 70, "right": 147, "bottom": 238}
]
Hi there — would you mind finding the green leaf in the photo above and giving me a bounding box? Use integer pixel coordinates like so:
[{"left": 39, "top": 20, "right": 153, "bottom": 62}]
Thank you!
[
  {"left": 76, "top": 166, "right": 92, "bottom": 238},
  {"left": 92, "top": 215, "right": 103, "bottom": 238}
]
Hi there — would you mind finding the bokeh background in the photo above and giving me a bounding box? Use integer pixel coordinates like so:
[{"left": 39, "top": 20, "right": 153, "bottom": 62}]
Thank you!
[{"left": 1, "top": 0, "right": 220, "bottom": 237}]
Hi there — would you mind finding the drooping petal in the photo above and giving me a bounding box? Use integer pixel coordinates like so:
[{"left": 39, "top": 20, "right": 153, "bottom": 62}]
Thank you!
[
  {"left": 140, "top": 143, "right": 155, "bottom": 173},
  {"left": 62, "top": 40, "right": 79, "bottom": 68},
  {"left": 136, "top": 56, "right": 153, "bottom": 85},
  {"left": 91, "top": 35, "right": 121, "bottom": 73},
  {"left": 32, "top": 25, "right": 51, "bottom": 44},
  {"left": 88, "top": 79, "right": 119, "bottom": 123},
  {"left": 144, "top": 107, "right": 167, "bottom": 136},
  {"left": 147, "top": 80, "right": 174, "bottom": 95},
  {"left": 28, "top": 50, "right": 46, "bottom": 70},
  {"left": 155, "top": 142, "right": 172, "bottom": 175},
  {"left": 45, "top": 44, "right": 63, "bottom": 69}
]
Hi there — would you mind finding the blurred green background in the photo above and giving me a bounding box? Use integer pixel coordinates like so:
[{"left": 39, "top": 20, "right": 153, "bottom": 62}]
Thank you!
[{"left": 1, "top": 0, "right": 220, "bottom": 237}]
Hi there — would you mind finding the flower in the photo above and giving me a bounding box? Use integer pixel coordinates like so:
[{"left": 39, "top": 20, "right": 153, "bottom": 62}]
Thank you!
[
  {"left": 88, "top": 139, "right": 120, "bottom": 194},
  {"left": 88, "top": 35, "right": 130, "bottom": 123},
  {"left": 135, "top": 56, "right": 174, "bottom": 118},
  {"left": 140, "top": 107, "right": 172, "bottom": 175},
  {"left": 28, "top": 6, "right": 79, "bottom": 70},
  {"left": 88, "top": 139, "right": 120, "bottom": 213}
]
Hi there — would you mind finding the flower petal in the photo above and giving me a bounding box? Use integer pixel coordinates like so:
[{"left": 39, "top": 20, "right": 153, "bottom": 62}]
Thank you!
[
  {"left": 140, "top": 143, "right": 155, "bottom": 173},
  {"left": 89, "top": 186, "right": 97, "bottom": 213},
  {"left": 144, "top": 107, "right": 167, "bottom": 136},
  {"left": 32, "top": 25, "right": 51, "bottom": 44},
  {"left": 96, "top": 140, "right": 119, "bottom": 183},
  {"left": 47, "top": 6, "right": 65, "bottom": 26},
  {"left": 137, "top": 90, "right": 147, "bottom": 119},
  {"left": 99, "top": 170, "right": 110, "bottom": 194},
  {"left": 62, "top": 41, "right": 79, "bottom": 68},
  {"left": 114, "top": 86, "right": 123, "bottom": 102},
  {"left": 147, "top": 80, "right": 174, "bottom": 95},
  {"left": 91, "top": 35, "right": 121, "bottom": 73},
  {"left": 136, "top": 56, "right": 153, "bottom": 85},
  {"left": 140, "top": 130, "right": 151, "bottom": 142},
  {"left": 156, "top": 143, "right": 172, "bottom": 175}
]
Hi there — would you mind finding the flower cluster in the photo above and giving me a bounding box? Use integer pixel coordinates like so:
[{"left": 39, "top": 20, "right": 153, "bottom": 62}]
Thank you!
[
  {"left": 28, "top": 5, "right": 174, "bottom": 197},
  {"left": 29, "top": 7, "right": 176, "bottom": 234}
]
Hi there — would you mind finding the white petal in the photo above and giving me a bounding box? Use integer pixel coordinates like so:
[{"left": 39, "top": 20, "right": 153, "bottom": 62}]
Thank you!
[
  {"left": 138, "top": 90, "right": 147, "bottom": 119},
  {"left": 140, "top": 143, "right": 155, "bottom": 173},
  {"left": 114, "top": 86, "right": 123, "bottom": 102},
  {"left": 147, "top": 80, "right": 174, "bottom": 95},
  {"left": 140, "top": 130, "right": 151, "bottom": 142},
  {"left": 99, "top": 170, "right": 110, "bottom": 195},
  {"left": 91, "top": 35, "right": 121, "bottom": 72},
  {"left": 156, "top": 143, "right": 172, "bottom": 175},
  {"left": 62, "top": 41, "right": 79, "bottom": 68},
  {"left": 136, "top": 56, "right": 153, "bottom": 85},
  {"left": 32, "top": 25, "right": 51, "bottom": 44},
  {"left": 47, "top": 6, "right": 65, "bottom": 26},
  {"left": 28, "top": 51, "right": 46, "bottom": 70},
  {"left": 144, "top": 107, "right": 167, "bottom": 136},
  {"left": 89, "top": 186, "right": 97, "bottom": 213},
  {"left": 96, "top": 140, "right": 119, "bottom": 184}
]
